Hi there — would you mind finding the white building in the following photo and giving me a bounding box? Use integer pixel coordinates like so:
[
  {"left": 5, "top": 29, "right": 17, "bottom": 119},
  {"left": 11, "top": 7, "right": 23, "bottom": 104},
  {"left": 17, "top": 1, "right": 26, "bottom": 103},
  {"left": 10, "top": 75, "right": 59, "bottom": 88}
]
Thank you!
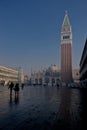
[{"left": 0, "top": 65, "right": 24, "bottom": 85}]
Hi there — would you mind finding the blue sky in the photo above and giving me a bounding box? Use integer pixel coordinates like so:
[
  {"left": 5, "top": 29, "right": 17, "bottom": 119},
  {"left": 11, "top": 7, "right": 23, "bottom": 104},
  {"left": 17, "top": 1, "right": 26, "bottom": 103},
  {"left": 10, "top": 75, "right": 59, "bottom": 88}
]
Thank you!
[{"left": 0, "top": 0, "right": 87, "bottom": 75}]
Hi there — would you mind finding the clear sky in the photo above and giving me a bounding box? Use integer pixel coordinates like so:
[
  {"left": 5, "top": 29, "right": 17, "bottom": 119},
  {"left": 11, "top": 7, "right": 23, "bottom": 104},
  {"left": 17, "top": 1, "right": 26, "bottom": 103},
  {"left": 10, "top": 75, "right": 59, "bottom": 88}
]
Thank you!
[{"left": 0, "top": 0, "right": 87, "bottom": 75}]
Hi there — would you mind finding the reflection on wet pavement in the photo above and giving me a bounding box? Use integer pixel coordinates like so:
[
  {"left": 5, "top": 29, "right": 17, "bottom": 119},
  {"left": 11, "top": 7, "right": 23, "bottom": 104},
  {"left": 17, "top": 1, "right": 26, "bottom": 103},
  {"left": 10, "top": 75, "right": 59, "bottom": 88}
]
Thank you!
[{"left": 0, "top": 85, "right": 87, "bottom": 130}]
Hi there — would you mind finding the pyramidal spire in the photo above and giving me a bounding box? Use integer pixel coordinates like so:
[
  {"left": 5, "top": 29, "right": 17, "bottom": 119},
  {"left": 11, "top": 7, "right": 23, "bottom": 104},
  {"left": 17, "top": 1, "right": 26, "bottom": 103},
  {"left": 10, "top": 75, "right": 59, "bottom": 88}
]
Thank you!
[{"left": 62, "top": 11, "right": 70, "bottom": 26}]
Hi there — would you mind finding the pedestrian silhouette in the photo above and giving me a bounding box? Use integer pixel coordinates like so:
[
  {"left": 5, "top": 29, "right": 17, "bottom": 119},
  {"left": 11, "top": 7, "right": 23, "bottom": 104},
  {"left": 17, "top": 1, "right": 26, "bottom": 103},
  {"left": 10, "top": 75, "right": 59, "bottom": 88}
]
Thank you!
[
  {"left": 14, "top": 83, "right": 19, "bottom": 96},
  {"left": 8, "top": 82, "right": 14, "bottom": 96}
]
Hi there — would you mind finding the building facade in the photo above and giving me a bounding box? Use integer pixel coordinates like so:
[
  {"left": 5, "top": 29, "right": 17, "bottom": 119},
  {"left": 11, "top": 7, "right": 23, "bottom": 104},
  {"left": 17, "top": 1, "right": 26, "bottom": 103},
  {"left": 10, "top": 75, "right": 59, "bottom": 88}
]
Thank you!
[
  {"left": 0, "top": 65, "right": 24, "bottom": 85},
  {"left": 80, "top": 39, "right": 87, "bottom": 86},
  {"left": 61, "top": 12, "right": 73, "bottom": 83},
  {"left": 72, "top": 69, "right": 80, "bottom": 83},
  {"left": 30, "top": 65, "right": 60, "bottom": 86}
]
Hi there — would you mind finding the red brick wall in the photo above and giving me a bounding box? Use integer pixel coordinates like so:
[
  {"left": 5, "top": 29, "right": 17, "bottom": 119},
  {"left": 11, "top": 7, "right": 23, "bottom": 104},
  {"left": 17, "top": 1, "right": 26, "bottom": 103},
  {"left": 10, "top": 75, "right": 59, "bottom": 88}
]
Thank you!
[{"left": 61, "top": 43, "right": 73, "bottom": 83}]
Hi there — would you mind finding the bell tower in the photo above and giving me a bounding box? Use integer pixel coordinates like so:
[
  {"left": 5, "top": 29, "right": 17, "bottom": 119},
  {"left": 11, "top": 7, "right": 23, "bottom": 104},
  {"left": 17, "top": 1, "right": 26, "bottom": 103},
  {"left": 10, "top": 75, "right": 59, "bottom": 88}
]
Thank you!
[{"left": 61, "top": 11, "right": 73, "bottom": 83}]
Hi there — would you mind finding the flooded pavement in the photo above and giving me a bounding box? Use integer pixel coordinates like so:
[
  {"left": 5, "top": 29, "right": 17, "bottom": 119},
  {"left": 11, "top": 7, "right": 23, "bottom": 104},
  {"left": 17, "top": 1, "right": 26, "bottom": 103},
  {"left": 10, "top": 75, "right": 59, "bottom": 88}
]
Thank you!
[{"left": 0, "top": 85, "right": 87, "bottom": 130}]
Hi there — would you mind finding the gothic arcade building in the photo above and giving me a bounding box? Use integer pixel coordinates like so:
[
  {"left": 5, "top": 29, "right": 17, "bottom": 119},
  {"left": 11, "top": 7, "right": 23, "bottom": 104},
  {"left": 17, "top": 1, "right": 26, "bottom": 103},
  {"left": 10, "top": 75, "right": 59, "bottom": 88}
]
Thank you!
[{"left": 80, "top": 39, "right": 87, "bottom": 86}]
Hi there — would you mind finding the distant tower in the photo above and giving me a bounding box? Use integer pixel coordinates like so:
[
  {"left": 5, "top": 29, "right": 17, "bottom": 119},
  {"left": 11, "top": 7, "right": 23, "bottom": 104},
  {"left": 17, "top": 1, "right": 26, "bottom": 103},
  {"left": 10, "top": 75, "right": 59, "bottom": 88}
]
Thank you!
[{"left": 61, "top": 11, "right": 73, "bottom": 83}]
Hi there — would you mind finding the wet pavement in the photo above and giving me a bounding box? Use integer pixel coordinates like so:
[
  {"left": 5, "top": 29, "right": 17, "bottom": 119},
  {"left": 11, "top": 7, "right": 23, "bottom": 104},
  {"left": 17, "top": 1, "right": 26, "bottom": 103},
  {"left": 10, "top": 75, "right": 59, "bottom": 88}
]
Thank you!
[{"left": 0, "top": 85, "right": 87, "bottom": 130}]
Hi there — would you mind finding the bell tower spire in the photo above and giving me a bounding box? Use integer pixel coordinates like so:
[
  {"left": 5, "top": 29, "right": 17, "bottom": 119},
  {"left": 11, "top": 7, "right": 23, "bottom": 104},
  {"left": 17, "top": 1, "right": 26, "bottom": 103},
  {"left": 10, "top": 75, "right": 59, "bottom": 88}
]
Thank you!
[
  {"left": 62, "top": 11, "right": 70, "bottom": 27},
  {"left": 61, "top": 11, "right": 72, "bottom": 45}
]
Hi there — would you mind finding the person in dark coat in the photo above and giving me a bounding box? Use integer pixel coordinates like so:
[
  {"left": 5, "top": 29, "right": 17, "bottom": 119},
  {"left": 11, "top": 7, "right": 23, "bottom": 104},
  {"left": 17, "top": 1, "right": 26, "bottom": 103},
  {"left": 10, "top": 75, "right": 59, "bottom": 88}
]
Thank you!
[
  {"left": 8, "top": 82, "right": 14, "bottom": 96},
  {"left": 14, "top": 83, "right": 19, "bottom": 95}
]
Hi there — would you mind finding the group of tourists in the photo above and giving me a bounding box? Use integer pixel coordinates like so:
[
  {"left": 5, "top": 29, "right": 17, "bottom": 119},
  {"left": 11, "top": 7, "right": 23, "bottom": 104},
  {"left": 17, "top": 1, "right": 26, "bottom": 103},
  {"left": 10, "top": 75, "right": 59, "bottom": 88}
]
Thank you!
[{"left": 8, "top": 82, "right": 20, "bottom": 96}]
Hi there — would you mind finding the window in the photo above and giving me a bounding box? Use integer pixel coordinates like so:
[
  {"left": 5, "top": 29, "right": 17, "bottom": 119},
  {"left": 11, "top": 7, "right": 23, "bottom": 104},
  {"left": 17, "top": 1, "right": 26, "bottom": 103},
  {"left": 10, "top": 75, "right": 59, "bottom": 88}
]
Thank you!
[{"left": 63, "top": 35, "right": 70, "bottom": 39}]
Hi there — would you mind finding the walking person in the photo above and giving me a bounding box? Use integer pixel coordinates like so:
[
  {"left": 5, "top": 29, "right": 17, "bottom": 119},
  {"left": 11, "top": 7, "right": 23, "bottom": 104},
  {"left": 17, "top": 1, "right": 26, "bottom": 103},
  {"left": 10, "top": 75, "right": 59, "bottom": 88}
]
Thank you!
[
  {"left": 14, "top": 83, "right": 19, "bottom": 96},
  {"left": 8, "top": 82, "right": 14, "bottom": 96}
]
